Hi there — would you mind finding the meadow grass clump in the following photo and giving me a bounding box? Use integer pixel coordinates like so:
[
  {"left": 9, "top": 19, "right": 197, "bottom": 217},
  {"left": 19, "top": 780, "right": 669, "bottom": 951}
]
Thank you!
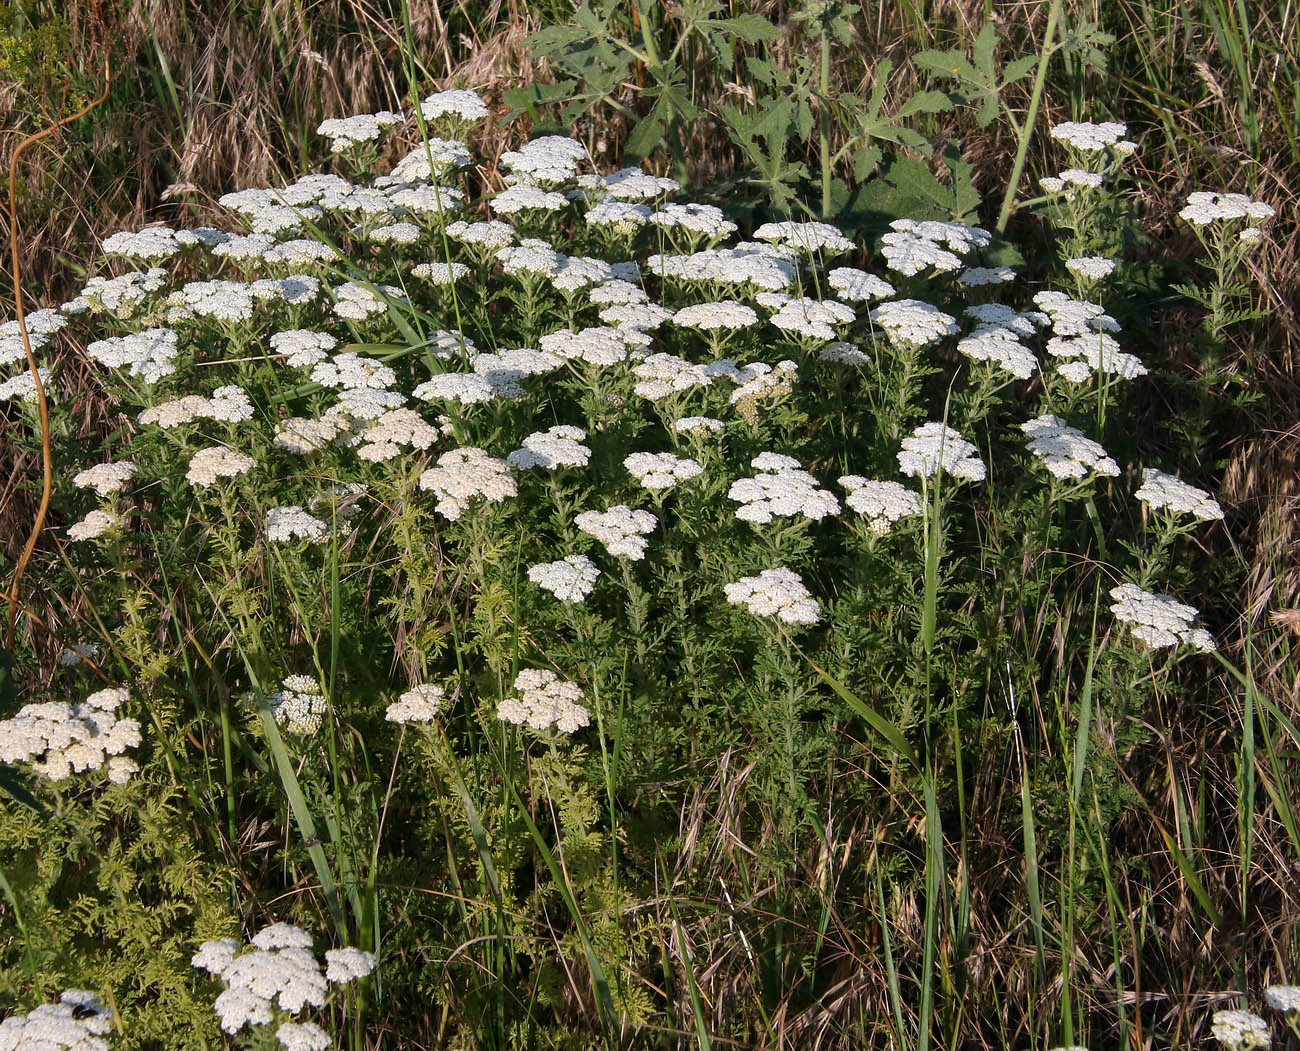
[{"left": 0, "top": 73, "right": 1291, "bottom": 1051}]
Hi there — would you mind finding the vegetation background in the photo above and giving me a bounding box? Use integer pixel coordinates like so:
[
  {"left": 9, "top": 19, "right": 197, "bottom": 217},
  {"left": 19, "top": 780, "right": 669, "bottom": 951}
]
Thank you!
[{"left": 0, "top": 0, "right": 1297, "bottom": 1046}]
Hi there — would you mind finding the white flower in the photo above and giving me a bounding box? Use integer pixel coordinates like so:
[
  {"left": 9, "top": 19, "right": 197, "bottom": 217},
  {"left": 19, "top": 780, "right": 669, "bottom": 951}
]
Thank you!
[
  {"left": 367, "top": 221, "right": 421, "bottom": 245},
  {"left": 212, "top": 233, "right": 275, "bottom": 261},
  {"left": 268, "top": 683, "right": 328, "bottom": 735},
  {"left": 769, "top": 297, "right": 855, "bottom": 342},
  {"left": 957, "top": 266, "right": 1017, "bottom": 287},
  {"left": 1065, "top": 256, "right": 1116, "bottom": 280},
  {"left": 1135, "top": 468, "right": 1224, "bottom": 521},
  {"left": 624, "top": 451, "right": 704, "bottom": 491},
  {"left": 187, "top": 447, "right": 255, "bottom": 487},
  {"left": 528, "top": 555, "right": 600, "bottom": 603},
  {"left": 1059, "top": 168, "right": 1105, "bottom": 188},
  {"left": 724, "top": 567, "right": 820, "bottom": 625},
  {"left": 418, "top": 447, "right": 516, "bottom": 520},
  {"left": 193, "top": 938, "right": 240, "bottom": 976},
  {"left": 266, "top": 506, "right": 329, "bottom": 542},
  {"left": 414, "top": 371, "right": 519, "bottom": 405},
  {"left": 500, "top": 135, "right": 587, "bottom": 185},
  {"left": 0, "top": 687, "right": 140, "bottom": 782},
  {"left": 490, "top": 184, "right": 568, "bottom": 215},
  {"left": 311, "top": 352, "right": 396, "bottom": 391},
  {"left": 102, "top": 225, "right": 184, "bottom": 261},
  {"left": 420, "top": 88, "right": 489, "bottom": 122},
  {"left": 85, "top": 327, "right": 180, "bottom": 384},
  {"left": 728, "top": 454, "right": 840, "bottom": 524},
  {"left": 957, "top": 326, "right": 1038, "bottom": 379},
  {"left": 317, "top": 110, "right": 403, "bottom": 149},
  {"left": 827, "top": 266, "right": 895, "bottom": 302},
  {"left": 753, "top": 220, "right": 854, "bottom": 253},
  {"left": 413, "top": 261, "right": 470, "bottom": 285},
  {"left": 575, "top": 505, "right": 657, "bottom": 560},
  {"left": 586, "top": 199, "right": 652, "bottom": 231},
  {"left": 508, "top": 425, "right": 591, "bottom": 470},
  {"left": 818, "top": 341, "right": 869, "bottom": 365},
  {"left": 332, "top": 281, "right": 403, "bottom": 320},
  {"left": 73, "top": 460, "right": 136, "bottom": 497},
  {"left": 1210, "top": 1008, "right": 1271, "bottom": 1050},
  {"left": 356, "top": 407, "right": 440, "bottom": 459},
  {"left": 1049, "top": 120, "right": 1127, "bottom": 151},
  {"left": 727, "top": 359, "right": 798, "bottom": 408},
  {"left": 330, "top": 387, "right": 409, "bottom": 420},
  {"left": 1264, "top": 986, "right": 1300, "bottom": 1013},
  {"left": 59, "top": 642, "right": 99, "bottom": 667},
  {"left": 323, "top": 947, "right": 377, "bottom": 982},
  {"left": 672, "top": 300, "right": 759, "bottom": 331},
  {"left": 385, "top": 684, "right": 446, "bottom": 724},
  {"left": 390, "top": 139, "right": 472, "bottom": 179},
  {"left": 589, "top": 280, "right": 648, "bottom": 306},
  {"left": 271, "top": 329, "right": 338, "bottom": 369},
  {"left": 599, "top": 302, "right": 673, "bottom": 330},
  {"left": 646, "top": 247, "right": 796, "bottom": 290},
  {"left": 579, "top": 166, "right": 679, "bottom": 201},
  {"left": 898, "top": 423, "right": 985, "bottom": 482},
  {"left": 879, "top": 233, "right": 963, "bottom": 277},
  {"left": 648, "top": 203, "right": 737, "bottom": 240},
  {"left": 1179, "top": 191, "right": 1275, "bottom": 226},
  {"left": 675, "top": 415, "right": 724, "bottom": 435},
  {"left": 1048, "top": 333, "right": 1148, "bottom": 380},
  {"left": 870, "top": 299, "right": 959, "bottom": 346},
  {"left": 472, "top": 347, "right": 562, "bottom": 381},
  {"left": 891, "top": 218, "right": 991, "bottom": 252},
  {"left": 498, "top": 669, "right": 590, "bottom": 733},
  {"left": 538, "top": 326, "right": 634, "bottom": 366},
  {"left": 1019, "top": 415, "right": 1120, "bottom": 480},
  {"left": 0, "top": 991, "right": 112, "bottom": 1051},
  {"left": 1033, "top": 292, "right": 1121, "bottom": 336},
  {"left": 1109, "top": 583, "right": 1215, "bottom": 651},
  {"left": 277, "top": 1021, "right": 332, "bottom": 1051},
  {"left": 274, "top": 416, "right": 346, "bottom": 454},
  {"left": 447, "top": 219, "right": 516, "bottom": 250},
  {"left": 839, "top": 477, "right": 922, "bottom": 534}
]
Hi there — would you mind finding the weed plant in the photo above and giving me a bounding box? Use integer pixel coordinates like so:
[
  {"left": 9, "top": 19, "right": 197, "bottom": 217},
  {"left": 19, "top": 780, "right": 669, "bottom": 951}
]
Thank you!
[{"left": 0, "top": 69, "right": 1293, "bottom": 1051}]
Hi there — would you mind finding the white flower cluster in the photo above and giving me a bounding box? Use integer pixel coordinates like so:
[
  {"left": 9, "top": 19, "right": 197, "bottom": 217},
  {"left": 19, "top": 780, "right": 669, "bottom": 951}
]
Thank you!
[
  {"left": 1109, "top": 583, "right": 1215, "bottom": 651},
  {"left": 632, "top": 353, "right": 711, "bottom": 401},
  {"left": 0, "top": 686, "right": 140, "bottom": 783},
  {"left": 724, "top": 567, "right": 820, "bottom": 625},
  {"left": 958, "top": 265, "right": 1017, "bottom": 287},
  {"left": 728, "top": 452, "right": 840, "bottom": 524},
  {"left": 0, "top": 367, "right": 50, "bottom": 404},
  {"left": 898, "top": 423, "right": 986, "bottom": 482},
  {"left": 187, "top": 446, "right": 256, "bottom": 487},
  {"left": 1065, "top": 256, "right": 1116, "bottom": 281},
  {"left": 880, "top": 218, "right": 989, "bottom": 276},
  {"left": 1019, "top": 415, "right": 1120, "bottom": 480},
  {"left": 81, "top": 267, "right": 167, "bottom": 316},
  {"left": 0, "top": 989, "right": 112, "bottom": 1051},
  {"left": 870, "top": 299, "right": 959, "bottom": 346},
  {"left": 491, "top": 184, "right": 568, "bottom": 215},
  {"left": 500, "top": 135, "right": 587, "bottom": 185},
  {"left": 839, "top": 477, "right": 922, "bottom": 534},
  {"left": 0, "top": 311, "right": 63, "bottom": 366},
  {"left": 1049, "top": 121, "right": 1129, "bottom": 152},
  {"left": 497, "top": 669, "right": 590, "bottom": 733},
  {"left": 575, "top": 505, "right": 657, "bottom": 560},
  {"left": 139, "top": 385, "right": 253, "bottom": 429},
  {"left": 355, "top": 407, "right": 440, "bottom": 461},
  {"left": 646, "top": 246, "right": 796, "bottom": 291},
  {"left": 317, "top": 110, "right": 402, "bottom": 149},
  {"left": 754, "top": 220, "right": 854, "bottom": 254},
  {"left": 538, "top": 325, "right": 639, "bottom": 366},
  {"left": 1135, "top": 468, "right": 1224, "bottom": 522},
  {"left": 192, "top": 923, "right": 373, "bottom": 1039},
  {"left": 528, "top": 554, "right": 600, "bottom": 603},
  {"left": 73, "top": 460, "right": 136, "bottom": 498},
  {"left": 389, "top": 139, "right": 472, "bottom": 180},
  {"left": 67, "top": 509, "right": 119, "bottom": 543},
  {"left": 1264, "top": 986, "right": 1300, "bottom": 1012},
  {"left": 675, "top": 415, "right": 724, "bottom": 435},
  {"left": 420, "top": 88, "right": 489, "bottom": 123},
  {"left": 956, "top": 324, "right": 1038, "bottom": 379},
  {"left": 266, "top": 505, "right": 329, "bottom": 542},
  {"left": 418, "top": 447, "right": 516, "bottom": 519},
  {"left": 508, "top": 425, "right": 591, "bottom": 470},
  {"left": 413, "top": 261, "right": 470, "bottom": 285},
  {"left": 1179, "top": 192, "right": 1275, "bottom": 227},
  {"left": 85, "top": 327, "right": 179, "bottom": 384},
  {"left": 102, "top": 225, "right": 193, "bottom": 261},
  {"left": 672, "top": 300, "right": 759, "bottom": 332},
  {"left": 274, "top": 416, "right": 345, "bottom": 454},
  {"left": 624, "top": 451, "right": 704, "bottom": 491},
  {"left": 579, "top": 166, "right": 680, "bottom": 201},
  {"left": 332, "top": 281, "right": 403, "bottom": 320},
  {"left": 727, "top": 359, "right": 798, "bottom": 408},
  {"left": 271, "top": 329, "right": 337, "bottom": 368},
  {"left": 769, "top": 296, "right": 856, "bottom": 342},
  {"left": 1210, "top": 1009, "right": 1271, "bottom": 1050},
  {"left": 827, "top": 266, "right": 895, "bottom": 302},
  {"left": 311, "top": 352, "right": 396, "bottom": 391},
  {"left": 818, "top": 341, "right": 869, "bottom": 365},
  {"left": 385, "top": 684, "right": 446, "bottom": 724},
  {"left": 648, "top": 202, "right": 737, "bottom": 240},
  {"left": 585, "top": 199, "right": 652, "bottom": 233},
  {"left": 414, "top": 370, "right": 513, "bottom": 406},
  {"left": 268, "top": 677, "right": 327, "bottom": 735}
]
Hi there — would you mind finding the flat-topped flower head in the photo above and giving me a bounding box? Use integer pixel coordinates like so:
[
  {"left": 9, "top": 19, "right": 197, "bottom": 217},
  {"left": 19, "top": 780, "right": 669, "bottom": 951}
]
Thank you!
[
  {"left": 317, "top": 110, "right": 402, "bottom": 149},
  {"left": 420, "top": 88, "right": 489, "bottom": 123},
  {"left": 870, "top": 299, "right": 959, "bottom": 346},
  {"left": 828, "top": 267, "right": 895, "bottom": 302},
  {"left": 898, "top": 423, "right": 985, "bottom": 482},
  {"left": 1264, "top": 986, "right": 1300, "bottom": 1013},
  {"left": 753, "top": 220, "right": 854, "bottom": 254},
  {"left": 490, "top": 184, "right": 568, "bottom": 215},
  {"left": 1210, "top": 1009, "right": 1271, "bottom": 1050},
  {"left": 725, "top": 567, "right": 820, "bottom": 625},
  {"left": 528, "top": 554, "right": 600, "bottom": 603},
  {"left": 187, "top": 447, "right": 255, "bottom": 488},
  {"left": 1065, "top": 256, "right": 1116, "bottom": 281},
  {"left": 266, "top": 506, "right": 329, "bottom": 542},
  {"left": 385, "top": 684, "right": 446, "bottom": 724},
  {"left": 0, "top": 686, "right": 140, "bottom": 783},
  {"left": 770, "top": 297, "right": 856, "bottom": 342},
  {"left": 624, "top": 451, "right": 704, "bottom": 491},
  {"left": 1135, "top": 468, "right": 1224, "bottom": 521},
  {"left": 648, "top": 203, "right": 738, "bottom": 240},
  {"left": 1020, "top": 415, "right": 1120, "bottom": 480},
  {"left": 86, "top": 327, "right": 180, "bottom": 384},
  {"left": 1049, "top": 120, "right": 1128, "bottom": 151},
  {"left": 575, "top": 505, "right": 658, "bottom": 560},
  {"left": 538, "top": 326, "right": 635, "bottom": 366},
  {"left": 672, "top": 300, "right": 759, "bottom": 332},
  {"left": 271, "top": 330, "right": 337, "bottom": 369},
  {"left": 1180, "top": 192, "right": 1275, "bottom": 226},
  {"left": 578, "top": 166, "right": 679, "bottom": 201},
  {"left": 646, "top": 246, "right": 795, "bottom": 290},
  {"left": 418, "top": 447, "right": 516, "bottom": 520},
  {"left": 957, "top": 326, "right": 1038, "bottom": 379},
  {"left": 508, "top": 425, "right": 591, "bottom": 470},
  {"left": 958, "top": 266, "right": 1017, "bottom": 287},
  {"left": 0, "top": 990, "right": 113, "bottom": 1050},
  {"left": 675, "top": 415, "right": 725, "bottom": 435},
  {"left": 1109, "top": 583, "right": 1215, "bottom": 651},
  {"left": 324, "top": 947, "right": 377, "bottom": 982},
  {"left": 268, "top": 679, "right": 328, "bottom": 735},
  {"left": 839, "top": 477, "right": 922, "bottom": 534},
  {"left": 73, "top": 460, "right": 136, "bottom": 498},
  {"left": 728, "top": 454, "right": 840, "bottom": 524},
  {"left": 498, "top": 669, "right": 590, "bottom": 733}
]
